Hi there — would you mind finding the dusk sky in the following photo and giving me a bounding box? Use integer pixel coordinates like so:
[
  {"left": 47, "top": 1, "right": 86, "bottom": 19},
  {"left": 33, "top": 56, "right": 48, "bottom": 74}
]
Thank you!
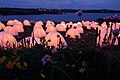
[{"left": 0, "top": 0, "right": 120, "bottom": 10}]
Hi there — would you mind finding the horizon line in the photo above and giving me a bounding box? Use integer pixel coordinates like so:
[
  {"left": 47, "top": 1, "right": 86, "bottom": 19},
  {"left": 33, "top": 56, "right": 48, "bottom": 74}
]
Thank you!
[{"left": 0, "top": 7, "right": 120, "bottom": 10}]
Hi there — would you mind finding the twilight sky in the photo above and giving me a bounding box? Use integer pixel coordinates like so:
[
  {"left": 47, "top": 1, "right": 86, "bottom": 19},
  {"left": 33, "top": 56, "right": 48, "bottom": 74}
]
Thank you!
[{"left": 0, "top": 0, "right": 120, "bottom": 10}]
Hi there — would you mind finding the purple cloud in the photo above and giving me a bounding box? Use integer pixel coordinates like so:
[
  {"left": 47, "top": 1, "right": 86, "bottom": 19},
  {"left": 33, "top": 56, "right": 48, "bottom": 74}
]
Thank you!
[{"left": 0, "top": 0, "right": 119, "bottom": 9}]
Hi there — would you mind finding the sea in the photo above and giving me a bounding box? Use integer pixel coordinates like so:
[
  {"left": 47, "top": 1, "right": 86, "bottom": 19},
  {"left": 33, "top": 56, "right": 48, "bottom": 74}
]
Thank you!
[{"left": 0, "top": 12, "right": 119, "bottom": 22}]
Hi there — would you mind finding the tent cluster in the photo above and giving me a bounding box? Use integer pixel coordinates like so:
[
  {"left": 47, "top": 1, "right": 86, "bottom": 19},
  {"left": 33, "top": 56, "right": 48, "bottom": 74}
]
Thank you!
[
  {"left": 97, "top": 22, "right": 120, "bottom": 46},
  {"left": 0, "top": 19, "right": 120, "bottom": 49}
]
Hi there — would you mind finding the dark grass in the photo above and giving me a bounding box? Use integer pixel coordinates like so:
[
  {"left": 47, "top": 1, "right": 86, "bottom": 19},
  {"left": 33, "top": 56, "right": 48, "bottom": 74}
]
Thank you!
[{"left": 0, "top": 21, "right": 120, "bottom": 80}]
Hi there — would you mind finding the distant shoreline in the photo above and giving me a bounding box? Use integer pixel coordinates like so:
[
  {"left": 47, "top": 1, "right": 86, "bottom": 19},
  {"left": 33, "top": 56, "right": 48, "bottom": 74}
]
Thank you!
[{"left": 0, "top": 8, "right": 120, "bottom": 15}]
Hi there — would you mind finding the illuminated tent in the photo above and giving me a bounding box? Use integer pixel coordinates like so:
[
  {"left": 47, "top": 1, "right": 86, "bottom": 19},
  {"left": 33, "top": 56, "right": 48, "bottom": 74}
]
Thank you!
[
  {"left": 23, "top": 20, "right": 31, "bottom": 26},
  {"left": 4, "top": 26, "right": 18, "bottom": 36},
  {"left": 0, "top": 22, "right": 5, "bottom": 30},
  {"left": 65, "top": 28, "right": 80, "bottom": 38},
  {"left": 45, "top": 32, "right": 67, "bottom": 48},
  {"left": 7, "top": 20, "right": 14, "bottom": 26},
  {"left": 13, "top": 24, "right": 24, "bottom": 33},
  {"left": 0, "top": 31, "right": 17, "bottom": 48},
  {"left": 46, "top": 25, "right": 57, "bottom": 33},
  {"left": 56, "top": 24, "right": 66, "bottom": 32},
  {"left": 32, "top": 27, "right": 46, "bottom": 38}
]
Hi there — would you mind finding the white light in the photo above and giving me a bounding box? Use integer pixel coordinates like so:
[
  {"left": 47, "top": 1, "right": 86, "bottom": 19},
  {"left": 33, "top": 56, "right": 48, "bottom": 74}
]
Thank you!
[{"left": 118, "top": 34, "right": 120, "bottom": 37}]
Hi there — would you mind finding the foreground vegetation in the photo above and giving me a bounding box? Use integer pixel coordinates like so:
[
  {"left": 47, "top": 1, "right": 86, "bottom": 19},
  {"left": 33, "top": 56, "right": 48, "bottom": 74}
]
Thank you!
[{"left": 0, "top": 27, "right": 120, "bottom": 80}]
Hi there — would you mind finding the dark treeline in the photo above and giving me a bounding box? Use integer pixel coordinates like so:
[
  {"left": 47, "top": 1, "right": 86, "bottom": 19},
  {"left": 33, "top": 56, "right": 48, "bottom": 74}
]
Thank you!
[
  {"left": 0, "top": 8, "right": 61, "bottom": 15},
  {"left": 0, "top": 8, "right": 120, "bottom": 15}
]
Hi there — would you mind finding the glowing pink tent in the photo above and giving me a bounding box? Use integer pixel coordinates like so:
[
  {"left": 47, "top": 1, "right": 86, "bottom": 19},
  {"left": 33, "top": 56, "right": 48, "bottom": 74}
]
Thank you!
[
  {"left": 76, "top": 26, "right": 84, "bottom": 33},
  {"left": 23, "top": 20, "right": 31, "bottom": 26},
  {"left": 7, "top": 20, "right": 14, "bottom": 26},
  {"left": 4, "top": 26, "right": 18, "bottom": 36},
  {"left": 13, "top": 25, "right": 24, "bottom": 33},
  {"left": 32, "top": 27, "right": 46, "bottom": 38},
  {"left": 56, "top": 24, "right": 66, "bottom": 32},
  {"left": 34, "top": 21, "right": 44, "bottom": 27},
  {"left": 0, "top": 32, "right": 17, "bottom": 48},
  {"left": 65, "top": 28, "right": 80, "bottom": 38},
  {"left": 0, "top": 22, "right": 5, "bottom": 30},
  {"left": 46, "top": 25, "right": 57, "bottom": 33},
  {"left": 45, "top": 32, "right": 67, "bottom": 48}
]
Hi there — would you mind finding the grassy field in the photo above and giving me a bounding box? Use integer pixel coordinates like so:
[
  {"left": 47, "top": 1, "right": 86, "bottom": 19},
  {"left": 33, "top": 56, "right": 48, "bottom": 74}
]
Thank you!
[{"left": 0, "top": 21, "right": 120, "bottom": 80}]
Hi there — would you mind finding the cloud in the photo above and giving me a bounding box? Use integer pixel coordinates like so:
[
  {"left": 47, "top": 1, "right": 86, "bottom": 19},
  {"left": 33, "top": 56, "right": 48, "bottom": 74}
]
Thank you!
[
  {"left": 43, "top": 0, "right": 72, "bottom": 5},
  {"left": 0, "top": 0, "right": 119, "bottom": 9}
]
